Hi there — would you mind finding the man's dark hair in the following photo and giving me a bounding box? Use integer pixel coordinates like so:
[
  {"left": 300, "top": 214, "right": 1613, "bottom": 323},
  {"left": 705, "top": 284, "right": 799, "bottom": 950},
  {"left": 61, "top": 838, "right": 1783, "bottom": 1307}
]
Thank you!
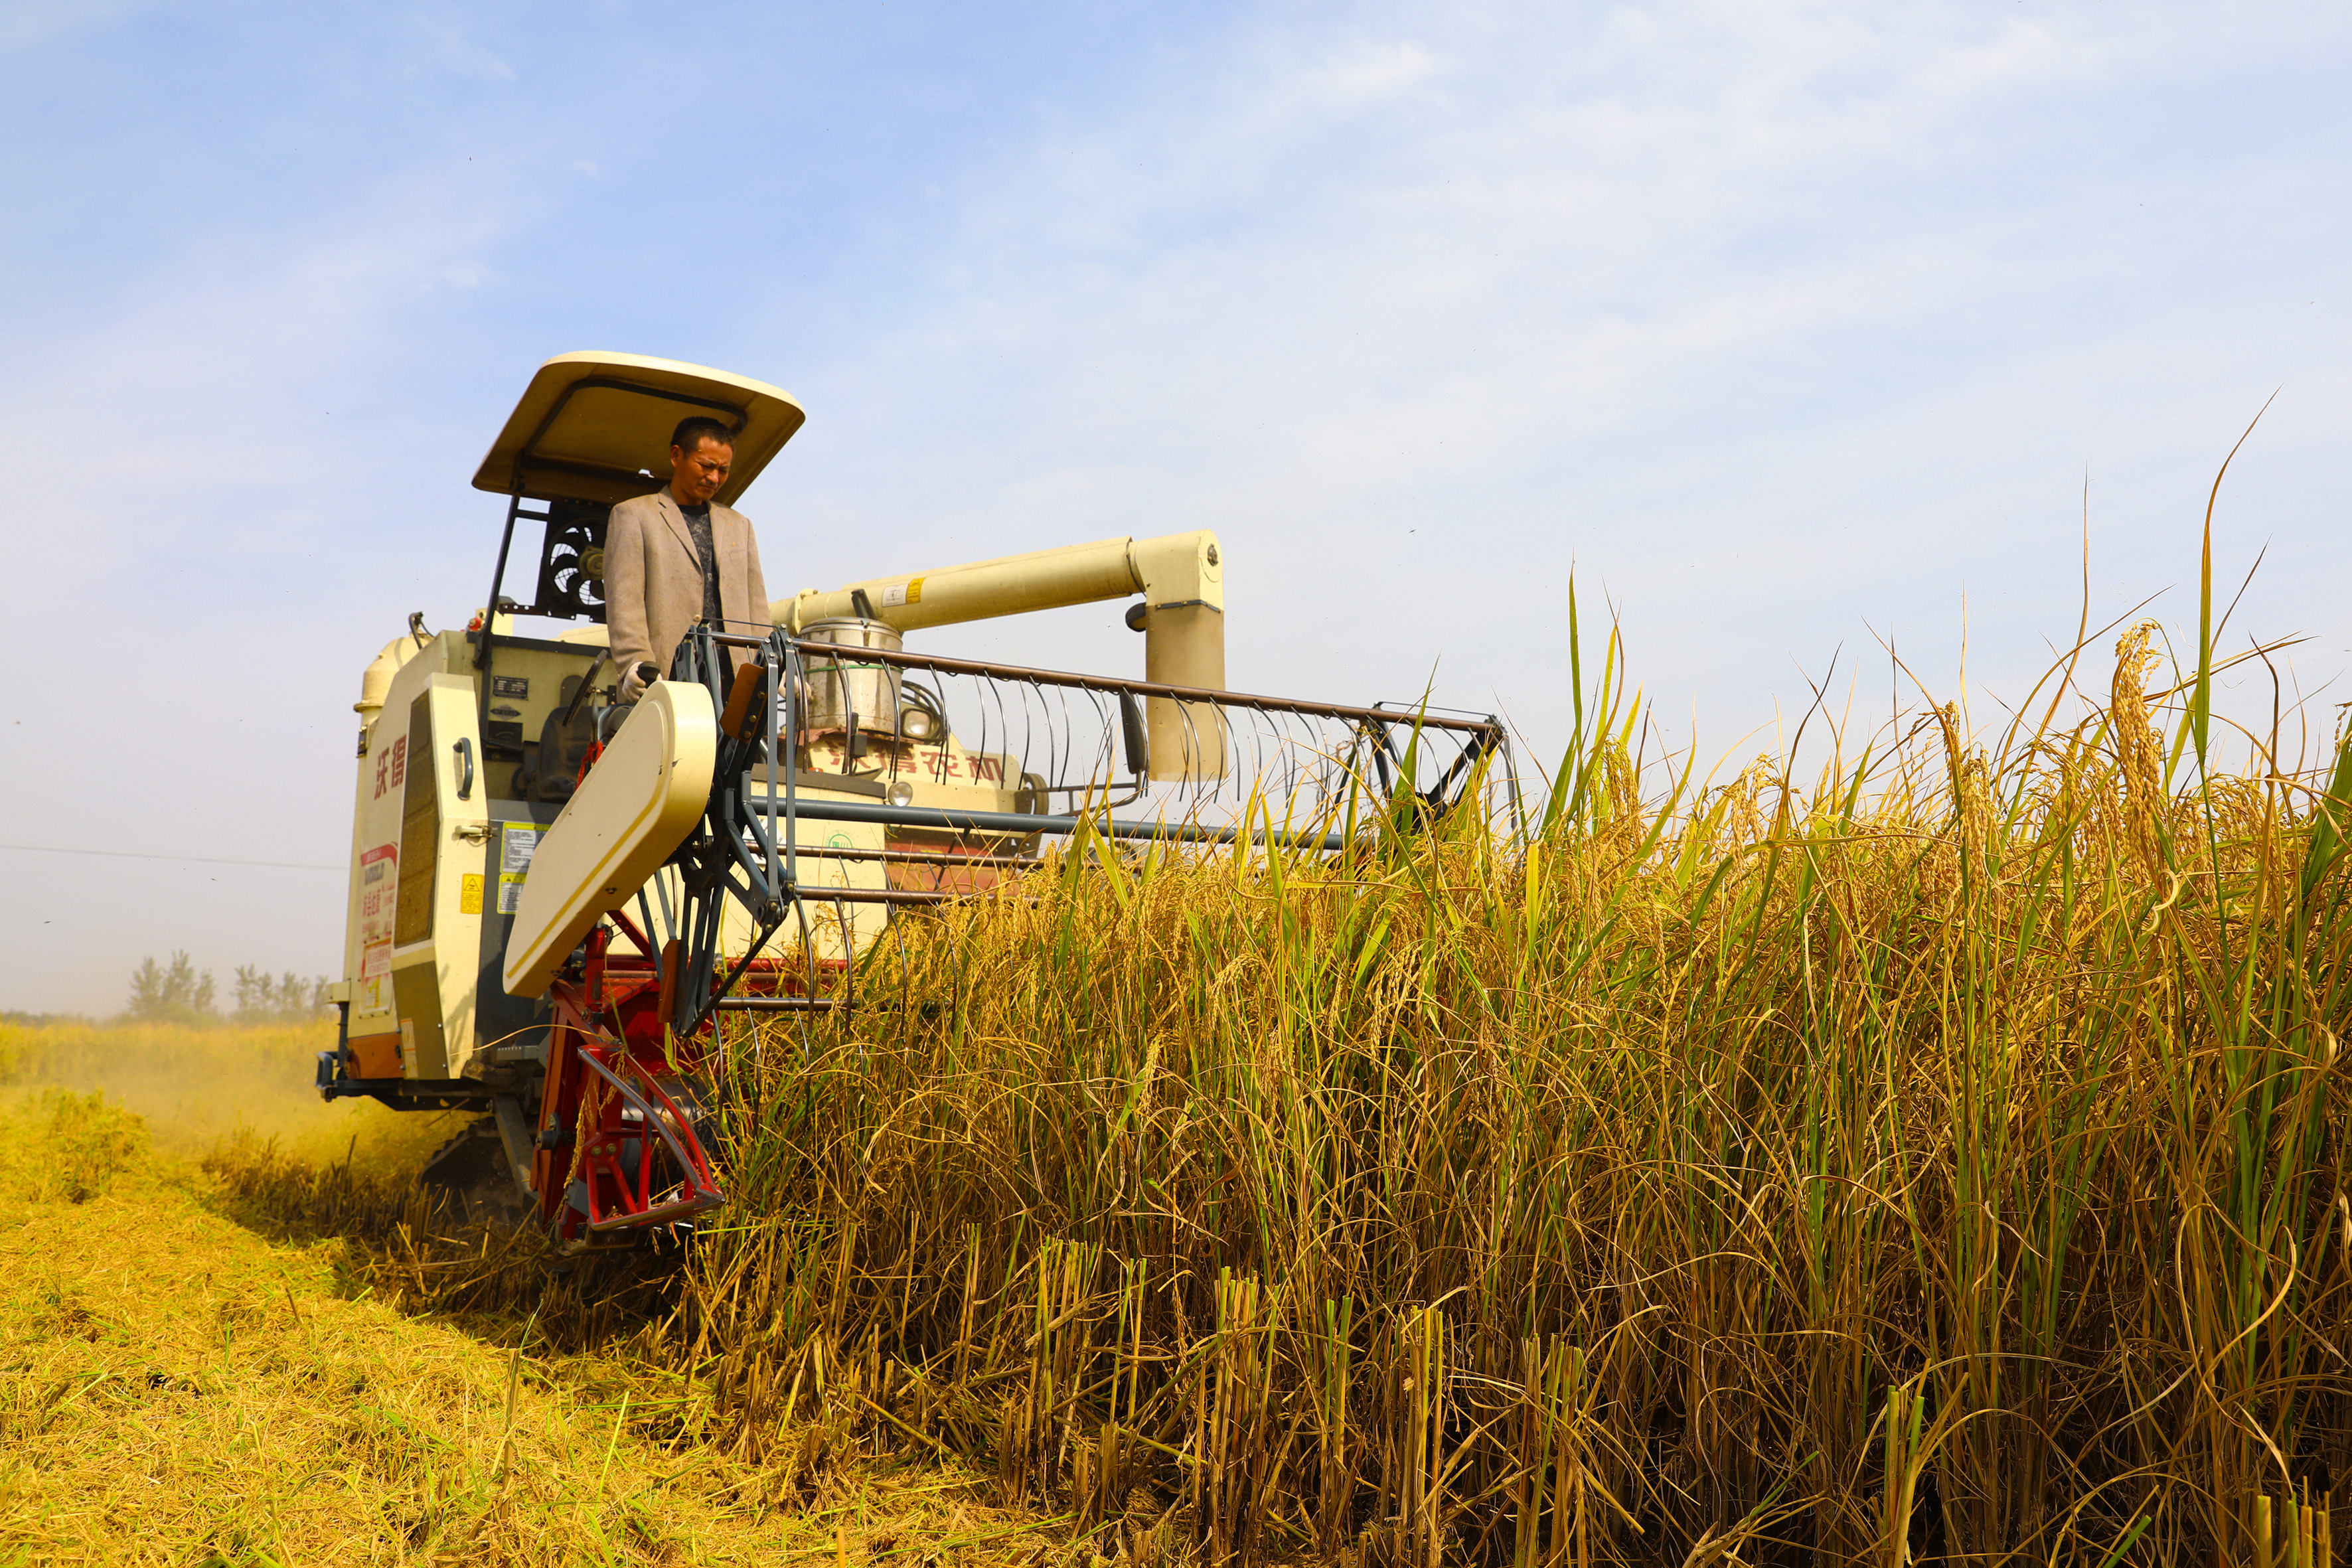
[{"left": 670, "top": 416, "right": 736, "bottom": 453}]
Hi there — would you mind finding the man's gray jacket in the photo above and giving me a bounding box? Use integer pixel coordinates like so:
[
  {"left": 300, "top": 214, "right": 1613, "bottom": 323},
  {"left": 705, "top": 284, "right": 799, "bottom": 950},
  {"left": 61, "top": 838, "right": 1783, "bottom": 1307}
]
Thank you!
[{"left": 603, "top": 489, "right": 771, "bottom": 682}]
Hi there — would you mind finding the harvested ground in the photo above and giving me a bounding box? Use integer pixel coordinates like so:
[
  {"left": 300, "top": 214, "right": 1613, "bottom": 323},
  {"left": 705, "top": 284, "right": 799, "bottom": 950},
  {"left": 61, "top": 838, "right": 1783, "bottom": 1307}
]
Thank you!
[{"left": 0, "top": 1064, "right": 1087, "bottom": 1567}]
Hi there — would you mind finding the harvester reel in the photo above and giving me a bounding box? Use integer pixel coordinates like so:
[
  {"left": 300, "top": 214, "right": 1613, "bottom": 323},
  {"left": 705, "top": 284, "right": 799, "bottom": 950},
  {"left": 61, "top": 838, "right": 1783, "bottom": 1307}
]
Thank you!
[
  {"left": 558, "top": 1045, "right": 722, "bottom": 1237},
  {"left": 532, "top": 910, "right": 732, "bottom": 1246},
  {"left": 658, "top": 625, "right": 811, "bottom": 1041},
  {"left": 528, "top": 628, "right": 804, "bottom": 1245}
]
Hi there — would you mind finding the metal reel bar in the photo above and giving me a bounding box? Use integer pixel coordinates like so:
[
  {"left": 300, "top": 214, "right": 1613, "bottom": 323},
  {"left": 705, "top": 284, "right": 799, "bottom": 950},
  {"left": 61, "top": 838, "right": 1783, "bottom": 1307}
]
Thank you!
[
  {"left": 570, "top": 1043, "right": 723, "bottom": 1235},
  {"left": 773, "top": 633, "right": 1512, "bottom": 837}
]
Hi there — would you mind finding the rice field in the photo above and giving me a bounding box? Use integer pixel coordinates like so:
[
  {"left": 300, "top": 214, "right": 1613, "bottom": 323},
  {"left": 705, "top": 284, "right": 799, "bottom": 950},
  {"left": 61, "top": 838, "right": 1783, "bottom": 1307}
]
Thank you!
[
  {"left": 0, "top": 1016, "right": 450, "bottom": 1166},
  {"left": 676, "top": 599, "right": 2352, "bottom": 1566},
  {"left": 11, "top": 540, "right": 2351, "bottom": 1566}
]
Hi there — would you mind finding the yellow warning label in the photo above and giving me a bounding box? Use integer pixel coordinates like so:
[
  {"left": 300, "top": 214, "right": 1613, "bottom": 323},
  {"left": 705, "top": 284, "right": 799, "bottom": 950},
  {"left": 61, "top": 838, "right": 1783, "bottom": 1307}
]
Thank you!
[
  {"left": 459, "top": 873, "right": 484, "bottom": 914},
  {"left": 908, "top": 576, "right": 924, "bottom": 604}
]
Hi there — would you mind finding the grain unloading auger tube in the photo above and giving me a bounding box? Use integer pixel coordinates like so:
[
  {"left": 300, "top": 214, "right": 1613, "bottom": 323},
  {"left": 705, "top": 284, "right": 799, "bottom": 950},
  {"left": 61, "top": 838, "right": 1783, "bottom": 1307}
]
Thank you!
[{"left": 317, "top": 351, "right": 1516, "bottom": 1247}]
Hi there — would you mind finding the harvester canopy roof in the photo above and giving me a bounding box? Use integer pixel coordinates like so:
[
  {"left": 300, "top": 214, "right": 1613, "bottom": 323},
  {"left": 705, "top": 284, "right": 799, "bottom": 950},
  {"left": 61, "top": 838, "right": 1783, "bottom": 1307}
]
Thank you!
[{"left": 471, "top": 351, "right": 807, "bottom": 507}]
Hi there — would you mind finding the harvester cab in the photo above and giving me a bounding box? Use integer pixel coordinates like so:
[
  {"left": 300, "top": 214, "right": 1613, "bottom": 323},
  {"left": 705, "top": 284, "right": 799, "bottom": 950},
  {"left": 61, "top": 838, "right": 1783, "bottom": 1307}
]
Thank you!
[{"left": 321, "top": 352, "right": 1512, "bottom": 1245}]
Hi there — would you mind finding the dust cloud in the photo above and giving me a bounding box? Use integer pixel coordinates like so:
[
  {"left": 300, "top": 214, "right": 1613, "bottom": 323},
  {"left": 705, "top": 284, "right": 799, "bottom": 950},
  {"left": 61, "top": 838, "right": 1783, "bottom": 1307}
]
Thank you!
[{"left": 0, "top": 1019, "right": 454, "bottom": 1174}]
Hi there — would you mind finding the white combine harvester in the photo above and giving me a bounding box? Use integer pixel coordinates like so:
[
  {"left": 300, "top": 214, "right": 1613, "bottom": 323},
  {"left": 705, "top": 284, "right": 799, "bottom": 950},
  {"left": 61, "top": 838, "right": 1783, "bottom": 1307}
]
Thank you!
[{"left": 321, "top": 352, "right": 1508, "bottom": 1243}]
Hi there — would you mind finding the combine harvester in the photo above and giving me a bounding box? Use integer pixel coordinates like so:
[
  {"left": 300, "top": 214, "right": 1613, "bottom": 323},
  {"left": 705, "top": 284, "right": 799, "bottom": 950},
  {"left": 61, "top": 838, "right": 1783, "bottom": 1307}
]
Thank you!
[{"left": 320, "top": 353, "right": 1512, "bottom": 1243}]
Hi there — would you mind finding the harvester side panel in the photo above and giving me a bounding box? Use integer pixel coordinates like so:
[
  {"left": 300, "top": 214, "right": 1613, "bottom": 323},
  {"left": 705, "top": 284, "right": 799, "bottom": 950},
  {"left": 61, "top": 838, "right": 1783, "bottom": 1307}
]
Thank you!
[
  {"left": 389, "top": 674, "right": 490, "bottom": 1079},
  {"left": 347, "top": 649, "right": 439, "bottom": 1074},
  {"left": 345, "top": 645, "right": 491, "bottom": 1083},
  {"left": 344, "top": 630, "right": 630, "bottom": 1087}
]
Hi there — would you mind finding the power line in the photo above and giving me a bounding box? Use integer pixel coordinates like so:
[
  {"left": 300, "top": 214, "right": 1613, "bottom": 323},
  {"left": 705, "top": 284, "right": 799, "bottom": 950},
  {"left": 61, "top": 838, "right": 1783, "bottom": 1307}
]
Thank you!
[
  {"left": 0, "top": 808, "right": 317, "bottom": 847},
  {"left": 0, "top": 842, "right": 342, "bottom": 872}
]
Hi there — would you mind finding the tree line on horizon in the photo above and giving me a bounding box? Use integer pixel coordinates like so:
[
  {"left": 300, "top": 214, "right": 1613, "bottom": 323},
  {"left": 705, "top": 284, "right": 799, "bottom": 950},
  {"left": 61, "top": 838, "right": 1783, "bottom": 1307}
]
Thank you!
[{"left": 124, "top": 952, "right": 333, "bottom": 1026}]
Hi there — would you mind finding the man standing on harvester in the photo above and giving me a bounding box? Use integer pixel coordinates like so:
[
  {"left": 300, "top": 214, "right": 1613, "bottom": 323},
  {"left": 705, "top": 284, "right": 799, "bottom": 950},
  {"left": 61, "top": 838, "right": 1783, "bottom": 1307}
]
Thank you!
[{"left": 606, "top": 416, "right": 771, "bottom": 700}]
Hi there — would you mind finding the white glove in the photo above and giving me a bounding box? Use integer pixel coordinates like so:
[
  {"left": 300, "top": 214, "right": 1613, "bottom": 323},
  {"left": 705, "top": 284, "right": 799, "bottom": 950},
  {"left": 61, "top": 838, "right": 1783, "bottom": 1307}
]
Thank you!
[{"left": 617, "top": 661, "right": 659, "bottom": 704}]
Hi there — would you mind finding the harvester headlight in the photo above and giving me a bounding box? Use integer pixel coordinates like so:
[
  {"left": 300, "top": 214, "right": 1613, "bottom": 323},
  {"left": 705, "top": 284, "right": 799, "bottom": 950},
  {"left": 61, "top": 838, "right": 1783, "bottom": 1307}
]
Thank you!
[{"left": 886, "top": 781, "right": 915, "bottom": 808}]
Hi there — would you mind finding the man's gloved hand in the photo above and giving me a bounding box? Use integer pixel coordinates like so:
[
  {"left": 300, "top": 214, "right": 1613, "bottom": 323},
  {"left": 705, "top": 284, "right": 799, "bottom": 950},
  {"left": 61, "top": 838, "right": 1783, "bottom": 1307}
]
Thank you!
[{"left": 617, "top": 661, "right": 661, "bottom": 704}]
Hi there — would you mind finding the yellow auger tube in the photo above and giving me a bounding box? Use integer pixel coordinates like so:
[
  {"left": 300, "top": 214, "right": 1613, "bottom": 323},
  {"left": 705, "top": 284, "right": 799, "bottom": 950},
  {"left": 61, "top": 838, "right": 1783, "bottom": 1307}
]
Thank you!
[
  {"left": 503, "top": 680, "right": 717, "bottom": 999},
  {"left": 776, "top": 530, "right": 1225, "bottom": 779}
]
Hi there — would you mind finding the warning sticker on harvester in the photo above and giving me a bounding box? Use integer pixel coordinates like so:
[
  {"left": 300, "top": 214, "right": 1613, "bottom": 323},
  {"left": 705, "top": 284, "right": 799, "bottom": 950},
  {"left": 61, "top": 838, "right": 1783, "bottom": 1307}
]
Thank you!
[
  {"left": 459, "top": 873, "right": 483, "bottom": 914},
  {"left": 882, "top": 578, "right": 923, "bottom": 608},
  {"left": 357, "top": 842, "right": 398, "bottom": 986},
  {"left": 493, "top": 824, "right": 542, "bottom": 915},
  {"left": 501, "top": 824, "right": 542, "bottom": 874}
]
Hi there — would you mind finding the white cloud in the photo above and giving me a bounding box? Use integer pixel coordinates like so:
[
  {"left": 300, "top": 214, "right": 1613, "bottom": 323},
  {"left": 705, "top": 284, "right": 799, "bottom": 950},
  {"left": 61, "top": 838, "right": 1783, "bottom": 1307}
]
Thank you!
[
  {"left": 1297, "top": 40, "right": 1441, "bottom": 110},
  {"left": 0, "top": 0, "right": 151, "bottom": 52},
  {"left": 414, "top": 9, "right": 516, "bottom": 81},
  {"left": 770, "top": 0, "right": 2352, "bottom": 769}
]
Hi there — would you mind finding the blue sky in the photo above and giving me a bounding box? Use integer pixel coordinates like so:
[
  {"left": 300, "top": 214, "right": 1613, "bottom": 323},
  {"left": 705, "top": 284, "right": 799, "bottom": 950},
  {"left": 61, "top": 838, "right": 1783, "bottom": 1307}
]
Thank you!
[{"left": 2, "top": 2, "right": 2347, "bottom": 1012}]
